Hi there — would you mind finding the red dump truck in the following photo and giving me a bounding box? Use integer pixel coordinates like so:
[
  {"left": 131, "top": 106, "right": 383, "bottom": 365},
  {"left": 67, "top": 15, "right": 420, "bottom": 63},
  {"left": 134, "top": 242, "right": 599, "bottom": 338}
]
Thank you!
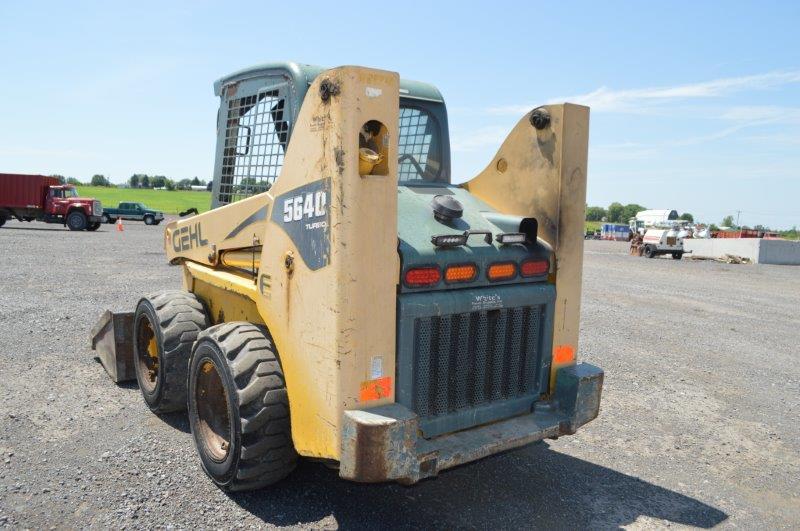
[{"left": 0, "top": 174, "right": 103, "bottom": 231}]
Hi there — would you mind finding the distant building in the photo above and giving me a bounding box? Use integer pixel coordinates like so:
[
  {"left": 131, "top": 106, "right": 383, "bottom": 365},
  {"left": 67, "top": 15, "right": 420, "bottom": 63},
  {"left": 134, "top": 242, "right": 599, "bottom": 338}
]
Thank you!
[
  {"left": 635, "top": 209, "right": 679, "bottom": 226},
  {"left": 190, "top": 185, "right": 208, "bottom": 191}
]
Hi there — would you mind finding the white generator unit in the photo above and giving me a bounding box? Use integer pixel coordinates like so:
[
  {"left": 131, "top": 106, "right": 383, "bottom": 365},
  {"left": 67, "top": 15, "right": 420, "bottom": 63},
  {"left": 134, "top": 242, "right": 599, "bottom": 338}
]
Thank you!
[{"left": 641, "top": 228, "right": 685, "bottom": 259}]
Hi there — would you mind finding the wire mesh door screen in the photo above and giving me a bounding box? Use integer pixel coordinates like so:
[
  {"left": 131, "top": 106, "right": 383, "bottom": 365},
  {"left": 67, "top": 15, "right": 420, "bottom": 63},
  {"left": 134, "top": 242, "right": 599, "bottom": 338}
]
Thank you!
[
  {"left": 218, "top": 87, "right": 289, "bottom": 205},
  {"left": 398, "top": 107, "right": 435, "bottom": 181}
]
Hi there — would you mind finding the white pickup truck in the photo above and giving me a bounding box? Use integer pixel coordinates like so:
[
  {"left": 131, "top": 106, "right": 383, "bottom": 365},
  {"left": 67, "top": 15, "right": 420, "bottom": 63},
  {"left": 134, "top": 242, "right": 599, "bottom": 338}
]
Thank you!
[{"left": 641, "top": 228, "right": 685, "bottom": 259}]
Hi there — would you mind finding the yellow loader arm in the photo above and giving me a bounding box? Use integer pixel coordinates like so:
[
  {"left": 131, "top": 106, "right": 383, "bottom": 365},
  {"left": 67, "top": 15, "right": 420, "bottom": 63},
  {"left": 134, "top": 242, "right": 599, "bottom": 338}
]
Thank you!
[{"left": 463, "top": 104, "right": 590, "bottom": 388}]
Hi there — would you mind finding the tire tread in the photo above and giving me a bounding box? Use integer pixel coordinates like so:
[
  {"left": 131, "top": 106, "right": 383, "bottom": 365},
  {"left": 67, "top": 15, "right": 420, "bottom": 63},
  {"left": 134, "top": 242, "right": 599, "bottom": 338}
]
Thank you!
[
  {"left": 140, "top": 290, "right": 208, "bottom": 413},
  {"left": 194, "top": 322, "right": 296, "bottom": 491}
]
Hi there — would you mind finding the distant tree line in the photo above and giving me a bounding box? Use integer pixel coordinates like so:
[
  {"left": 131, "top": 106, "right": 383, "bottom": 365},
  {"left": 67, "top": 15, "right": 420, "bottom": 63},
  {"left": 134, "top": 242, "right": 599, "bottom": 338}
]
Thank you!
[
  {"left": 49, "top": 173, "right": 210, "bottom": 191},
  {"left": 586, "top": 203, "right": 647, "bottom": 223},
  {"left": 50, "top": 174, "right": 110, "bottom": 186},
  {"left": 128, "top": 174, "right": 209, "bottom": 191},
  {"left": 586, "top": 203, "right": 694, "bottom": 224}
]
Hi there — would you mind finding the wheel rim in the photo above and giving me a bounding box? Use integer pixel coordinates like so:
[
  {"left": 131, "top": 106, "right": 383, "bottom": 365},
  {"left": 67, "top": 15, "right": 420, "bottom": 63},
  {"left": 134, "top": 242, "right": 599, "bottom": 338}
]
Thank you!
[
  {"left": 195, "top": 359, "right": 231, "bottom": 463},
  {"left": 135, "top": 316, "right": 159, "bottom": 394}
]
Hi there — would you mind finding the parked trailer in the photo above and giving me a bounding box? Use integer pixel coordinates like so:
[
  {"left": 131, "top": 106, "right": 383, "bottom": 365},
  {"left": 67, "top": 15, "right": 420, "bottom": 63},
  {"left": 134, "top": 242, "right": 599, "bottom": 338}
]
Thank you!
[
  {"left": 641, "top": 228, "right": 684, "bottom": 259},
  {"left": 713, "top": 229, "right": 780, "bottom": 239},
  {"left": 0, "top": 174, "right": 103, "bottom": 231},
  {"left": 600, "top": 223, "right": 630, "bottom": 241}
]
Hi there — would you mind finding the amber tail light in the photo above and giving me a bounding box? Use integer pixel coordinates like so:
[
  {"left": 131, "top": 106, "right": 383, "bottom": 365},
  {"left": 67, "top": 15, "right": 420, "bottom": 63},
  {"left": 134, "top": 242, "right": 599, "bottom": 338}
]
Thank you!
[
  {"left": 445, "top": 264, "right": 478, "bottom": 283},
  {"left": 487, "top": 262, "right": 517, "bottom": 281}
]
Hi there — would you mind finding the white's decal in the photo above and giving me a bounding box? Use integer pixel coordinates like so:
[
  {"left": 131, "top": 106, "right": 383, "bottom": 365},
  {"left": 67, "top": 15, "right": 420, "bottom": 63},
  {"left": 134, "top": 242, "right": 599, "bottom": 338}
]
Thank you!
[{"left": 471, "top": 293, "right": 504, "bottom": 311}]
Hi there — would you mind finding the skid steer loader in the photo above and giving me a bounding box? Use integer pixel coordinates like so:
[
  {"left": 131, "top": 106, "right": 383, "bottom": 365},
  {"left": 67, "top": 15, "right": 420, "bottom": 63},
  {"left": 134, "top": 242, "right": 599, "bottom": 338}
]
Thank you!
[{"left": 92, "top": 62, "right": 603, "bottom": 490}]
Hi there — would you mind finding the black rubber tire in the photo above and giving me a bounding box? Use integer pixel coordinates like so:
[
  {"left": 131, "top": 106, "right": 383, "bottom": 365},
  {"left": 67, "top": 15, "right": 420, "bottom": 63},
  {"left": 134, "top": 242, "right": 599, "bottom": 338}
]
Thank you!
[
  {"left": 643, "top": 245, "right": 655, "bottom": 258},
  {"left": 0, "top": 216, "right": 5, "bottom": 228},
  {"left": 144, "top": 215, "right": 155, "bottom": 225},
  {"left": 133, "top": 290, "right": 209, "bottom": 413},
  {"left": 86, "top": 222, "right": 101, "bottom": 231},
  {"left": 154, "top": 220, "right": 161, "bottom": 225},
  {"left": 66, "top": 211, "right": 87, "bottom": 231},
  {"left": 188, "top": 322, "right": 297, "bottom": 491},
  {"left": 672, "top": 252, "right": 683, "bottom": 260},
  {"left": 101, "top": 213, "right": 110, "bottom": 224}
]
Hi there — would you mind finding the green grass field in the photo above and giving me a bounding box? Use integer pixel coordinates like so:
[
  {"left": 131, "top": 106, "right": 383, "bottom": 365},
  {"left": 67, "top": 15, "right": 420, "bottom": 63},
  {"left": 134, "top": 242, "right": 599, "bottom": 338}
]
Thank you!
[
  {"left": 77, "top": 186, "right": 212, "bottom": 214},
  {"left": 585, "top": 221, "right": 601, "bottom": 233}
]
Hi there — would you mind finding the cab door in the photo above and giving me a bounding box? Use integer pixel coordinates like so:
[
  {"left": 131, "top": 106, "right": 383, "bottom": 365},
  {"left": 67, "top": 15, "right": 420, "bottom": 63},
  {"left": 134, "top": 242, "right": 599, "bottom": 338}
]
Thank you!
[
  {"left": 119, "top": 203, "right": 135, "bottom": 219},
  {"left": 46, "top": 188, "right": 65, "bottom": 215},
  {"left": 211, "top": 75, "right": 294, "bottom": 208}
]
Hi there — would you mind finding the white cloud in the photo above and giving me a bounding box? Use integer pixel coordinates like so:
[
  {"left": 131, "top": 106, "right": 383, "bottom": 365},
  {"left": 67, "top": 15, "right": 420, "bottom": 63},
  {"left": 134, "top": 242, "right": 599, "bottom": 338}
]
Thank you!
[
  {"left": 487, "top": 70, "right": 800, "bottom": 115},
  {"left": 450, "top": 125, "right": 509, "bottom": 152},
  {"left": 719, "top": 105, "right": 800, "bottom": 124}
]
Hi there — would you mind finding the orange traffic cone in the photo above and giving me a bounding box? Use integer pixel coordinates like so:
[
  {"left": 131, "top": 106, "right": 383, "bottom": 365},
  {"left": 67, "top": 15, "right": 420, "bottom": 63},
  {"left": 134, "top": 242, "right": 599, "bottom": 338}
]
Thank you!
[{"left": 116, "top": 218, "right": 124, "bottom": 232}]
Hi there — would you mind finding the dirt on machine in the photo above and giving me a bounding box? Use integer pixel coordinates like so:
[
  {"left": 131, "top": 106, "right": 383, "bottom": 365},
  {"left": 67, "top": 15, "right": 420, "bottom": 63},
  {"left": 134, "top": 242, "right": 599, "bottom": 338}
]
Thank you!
[{"left": 91, "top": 62, "right": 603, "bottom": 490}]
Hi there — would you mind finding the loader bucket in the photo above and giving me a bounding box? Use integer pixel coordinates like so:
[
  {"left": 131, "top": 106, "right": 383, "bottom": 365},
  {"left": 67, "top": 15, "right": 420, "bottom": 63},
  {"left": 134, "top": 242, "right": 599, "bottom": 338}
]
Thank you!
[{"left": 90, "top": 310, "right": 136, "bottom": 383}]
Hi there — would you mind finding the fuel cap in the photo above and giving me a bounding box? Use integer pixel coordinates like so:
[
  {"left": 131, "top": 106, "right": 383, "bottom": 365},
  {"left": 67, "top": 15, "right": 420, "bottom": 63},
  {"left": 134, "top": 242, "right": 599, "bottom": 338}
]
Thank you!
[{"left": 431, "top": 195, "right": 463, "bottom": 223}]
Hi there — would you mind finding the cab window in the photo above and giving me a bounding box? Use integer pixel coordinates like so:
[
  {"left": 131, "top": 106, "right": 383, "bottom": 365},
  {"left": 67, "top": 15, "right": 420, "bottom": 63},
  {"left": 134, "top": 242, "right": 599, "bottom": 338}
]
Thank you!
[
  {"left": 219, "top": 87, "right": 289, "bottom": 205},
  {"left": 398, "top": 106, "right": 443, "bottom": 183}
]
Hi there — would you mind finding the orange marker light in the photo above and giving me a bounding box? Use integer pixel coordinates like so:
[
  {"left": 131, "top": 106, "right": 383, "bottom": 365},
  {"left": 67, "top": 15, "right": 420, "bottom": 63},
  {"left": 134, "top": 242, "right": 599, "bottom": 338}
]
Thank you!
[
  {"left": 553, "top": 344, "right": 576, "bottom": 364},
  {"left": 359, "top": 376, "right": 393, "bottom": 402},
  {"left": 521, "top": 259, "right": 549, "bottom": 277},
  {"left": 487, "top": 262, "right": 517, "bottom": 281},
  {"left": 445, "top": 264, "right": 477, "bottom": 283},
  {"left": 404, "top": 267, "right": 441, "bottom": 287}
]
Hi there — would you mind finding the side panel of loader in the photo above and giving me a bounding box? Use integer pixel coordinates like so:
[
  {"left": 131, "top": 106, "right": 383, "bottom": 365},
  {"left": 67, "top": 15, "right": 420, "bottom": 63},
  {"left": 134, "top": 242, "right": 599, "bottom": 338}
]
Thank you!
[
  {"left": 463, "top": 104, "right": 590, "bottom": 390},
  {"left": 255, "top": 68, "right": 400, "bottom": 458},
  {"left": 166, "top": 67, "right": 401, "bottom": 460}
]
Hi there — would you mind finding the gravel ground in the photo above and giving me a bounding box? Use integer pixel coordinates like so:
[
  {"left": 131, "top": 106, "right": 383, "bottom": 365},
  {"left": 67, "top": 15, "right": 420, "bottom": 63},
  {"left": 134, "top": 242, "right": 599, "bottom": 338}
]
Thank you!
[{"left": 0, "top": 220, "right": 798, "bottom": 529}]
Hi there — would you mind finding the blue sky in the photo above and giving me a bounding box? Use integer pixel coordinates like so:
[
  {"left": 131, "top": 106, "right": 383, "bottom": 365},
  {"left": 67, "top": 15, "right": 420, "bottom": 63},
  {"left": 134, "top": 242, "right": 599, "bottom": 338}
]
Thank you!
[{"left": 1, "top": 1, "right": 798, "bottom": 228}]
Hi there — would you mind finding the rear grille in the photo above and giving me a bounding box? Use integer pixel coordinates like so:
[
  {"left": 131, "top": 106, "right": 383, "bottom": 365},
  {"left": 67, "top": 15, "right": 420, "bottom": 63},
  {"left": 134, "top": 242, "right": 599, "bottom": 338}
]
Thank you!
[{"left": 411, "top": 305, "right": 544, "bottom": 418}]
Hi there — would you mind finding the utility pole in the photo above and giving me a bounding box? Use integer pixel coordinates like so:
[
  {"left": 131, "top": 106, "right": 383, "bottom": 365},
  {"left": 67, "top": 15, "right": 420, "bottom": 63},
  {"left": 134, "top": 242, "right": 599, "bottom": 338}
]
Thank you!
[{"left": 736, "top": 210, "right": 742, "bottom": 227}]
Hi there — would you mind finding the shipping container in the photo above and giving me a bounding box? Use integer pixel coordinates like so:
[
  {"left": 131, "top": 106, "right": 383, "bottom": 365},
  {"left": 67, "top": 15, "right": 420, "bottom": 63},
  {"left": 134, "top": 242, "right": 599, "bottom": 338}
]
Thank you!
[
  {"left": 0, "top": 174, "right": 60, "bottom": 210},
  {"left": 600, "top": 223, "right": 631, "bottom": 241}
]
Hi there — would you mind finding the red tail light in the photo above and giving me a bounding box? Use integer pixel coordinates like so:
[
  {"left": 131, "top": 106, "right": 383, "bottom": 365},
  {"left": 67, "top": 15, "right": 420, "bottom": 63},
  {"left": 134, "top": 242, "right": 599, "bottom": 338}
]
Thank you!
[
  {"left": 404, "top": 266, "right": 441, "bottom": 287},
  {"left": 521, "top": 259, "right": 549, "bottom": 277}
]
